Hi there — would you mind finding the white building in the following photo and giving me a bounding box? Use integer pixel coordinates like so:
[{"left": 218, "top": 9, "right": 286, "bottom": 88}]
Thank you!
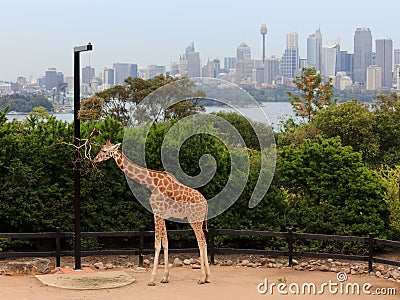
[{"left": 366, "top": 65, "right": 382, "bottom": 90}]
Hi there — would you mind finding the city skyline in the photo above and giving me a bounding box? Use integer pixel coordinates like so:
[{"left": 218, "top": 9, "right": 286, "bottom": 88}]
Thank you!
[{"left": 1, "top": 0, "right": 400, "bottom": 81}]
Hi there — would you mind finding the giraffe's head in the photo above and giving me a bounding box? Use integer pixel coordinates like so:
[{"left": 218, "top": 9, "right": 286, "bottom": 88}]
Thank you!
[{"left": 93, "top": 139, "right": 121, "bottom": 164}]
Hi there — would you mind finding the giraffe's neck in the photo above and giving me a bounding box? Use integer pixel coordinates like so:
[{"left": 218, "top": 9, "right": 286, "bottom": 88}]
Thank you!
[{"left": 113, "top": 150, "right": 156, "bottom": 190}]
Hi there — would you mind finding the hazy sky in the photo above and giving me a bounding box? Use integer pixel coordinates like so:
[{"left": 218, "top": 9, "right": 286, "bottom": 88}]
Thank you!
[{"left": 1, "top": 0, "right": 400, "bottom": 81}]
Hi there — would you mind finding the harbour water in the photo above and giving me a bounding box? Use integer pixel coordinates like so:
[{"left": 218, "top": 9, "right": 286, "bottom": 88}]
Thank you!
[{"left": 6, "top": 102, "right": 298, "bottom": 129}]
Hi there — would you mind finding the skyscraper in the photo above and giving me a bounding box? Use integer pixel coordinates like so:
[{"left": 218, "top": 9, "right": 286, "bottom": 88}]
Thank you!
[
  {"left": 235, "top": 42, "right": 254, "bottom": 84},
  {"left": 101, "top": 67, "right": 114, "bottom": 89},
  {"left": 394, "top": 49, "right": 400, "bottom": 67},
  {"left": 280, "top": 32, "right": 299, "bottom": 79},
  {"left": 366, "top": 65, "right": 382, "bottom": 90},
  {"left": 113, "top": 63, "right": 130, "bottom": 85},
  {"left": 82, "top": 66, "right": 95, "bottom": 84},
  {"left": 375, "top": 38, "right": 393, "bottom": 88},
  {"left": 353, "top": 27, "right": 372, "bottom": 86},
  {"left": 322, "top": 43, "right": 340, "bottom": 77},
  {"left": 187, "top": 52, "right": 201, "bottom": 77},
  {"left": 307, "top": 28, "right": 322, "bottom": 72},
  {"left": 236, "top": 42, "right": 251, "bottom": 60},
  {"left": 224, "top": 57, "right": 236, "bottom": 71}
]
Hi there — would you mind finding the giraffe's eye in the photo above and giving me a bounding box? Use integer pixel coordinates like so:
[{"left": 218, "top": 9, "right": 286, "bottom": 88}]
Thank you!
[{"left": 102, "top": 150, "right": 107, "bottom": 153}]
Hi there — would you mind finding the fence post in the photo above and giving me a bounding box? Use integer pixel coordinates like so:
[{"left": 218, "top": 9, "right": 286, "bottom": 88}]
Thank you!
[
  {"left": 139, "top": 226, "right": 145, "bottom": 267},
  {"left": 56, "top": 227, "right": 61, "bottom": 268},
  {"left": 287, "top": 228, "right": 294, "bottom": 267},
  {"left": 209, "top": 226, "right": 215, "bottom": 265},
  {"left": 368, "top": 233, "right": 374, "bottom": 272}
]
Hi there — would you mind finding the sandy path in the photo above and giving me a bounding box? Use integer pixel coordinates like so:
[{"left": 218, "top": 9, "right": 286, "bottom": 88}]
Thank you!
[{"left": 0, "top": 266, "right": 399, "bottom": 300}]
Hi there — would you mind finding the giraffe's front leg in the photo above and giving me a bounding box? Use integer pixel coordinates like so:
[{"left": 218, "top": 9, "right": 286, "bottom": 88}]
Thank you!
[
  {"left": 148, "top": 216, "right": 165, "bottom": 286},
  {"left": 148, "top": 239, "right": 161, "bottom": 286},
  {"left": 161, "top": 235, "right": 169, "bottom": 283}
]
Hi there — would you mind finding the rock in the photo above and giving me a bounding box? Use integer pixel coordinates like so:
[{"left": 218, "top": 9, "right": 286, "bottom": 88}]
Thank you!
[
  {"left": 319, "top": 265, "right": 330, "bottom": 272},
  {"left": 241, "top": 260, "right": 250, "bottom": 266},
  {"left": 94, "top": 262, "right": 105, "bottom": 270},
  {"left": 300, "top": 262, "right": 308, "bottom": 268},
  {"left": 1, "top": 259, "right": 54, "bottom": 275},
  {"left": 351, "top": 269, "right": 357, "bottom": 275},
  {"left": 309, "top": 268, "right": 314, "bottom": 271},
  {"left": 267, "top": 263, "right": 274, "bottom": 268},
  {"left": 267, "top": 258, "right": 276, "bottom": 263},
  {"left": 189, "top": 258, "right": 196, "bottom": 264},
  {"left": 173, "top": 258, "right": 183, "bottom": 267},
  {"left": 330, "top": 268, "right": 338, "bottom": 272},
  {"left": 375, "top": 271, "right": 382, "bottom": 277},
  {"left": 390, "top": 270, "right": 400, "bottom": 280},
  {"left": 226, "top": 259, "right": 233, "bottom": 266},
  {"left": 183, "top": 259, "right": 191, "bottom": 266},
  {"left": 126, "top": 262, "right": 134, "bottom": 268},
  {"left": 292, "top": 259, "right": 299, "bottom": 266},
  {"left": 143, "top": 259, "right": 150, "bottom": 266},
  {"left": 105, "top": 263, "right": 114, "bottom": 269},
  {"left": 376, "top": 264, "right": 385, "bottom": 272},
  {"left": 343, "top": 267, "right": 351, "bottom": 274},
  {"left": 248, "top": 263, "right": 257, "bottom": 268},
  {"left": 191, "top": 264, "right": 201, "bottom": 269},
  {"left": 293, "top": 265, "right": 303, "bottom": 271},
  {"left": 327, "top": 258, "right": 334, "bottom": 263}
]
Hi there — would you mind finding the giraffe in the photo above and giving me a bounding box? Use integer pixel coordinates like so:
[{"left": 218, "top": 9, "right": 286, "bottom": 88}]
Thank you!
[{"left": 93, "top": 140, "right": 211, "bottom": 285}]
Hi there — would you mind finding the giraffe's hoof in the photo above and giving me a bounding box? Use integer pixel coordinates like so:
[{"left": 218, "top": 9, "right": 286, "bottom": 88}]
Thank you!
[
  {"left": 161, "top": 279, "right": 169, "bottom": 284},
  {"left": 147, "top": 282, "right": 156, "bottom": 286},
  {"left": 205, "top": 279, "right": 211, "bottom": 283},
  {"left": 198, "top": 280, "right": 206, "bottom": 284}
]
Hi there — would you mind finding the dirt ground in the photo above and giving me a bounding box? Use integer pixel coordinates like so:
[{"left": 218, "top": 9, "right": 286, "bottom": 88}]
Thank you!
[{"left": 1, "top": 265, "right": 399, "bottom": 300}]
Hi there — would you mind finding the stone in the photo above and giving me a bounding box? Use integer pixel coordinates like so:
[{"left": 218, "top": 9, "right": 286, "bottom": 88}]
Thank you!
[
  {"left": 300, "top": 262, "right": 308, "bottom": 268},
  {"left": 330, "top": 268, "right": 338, "bottom": 272},
  {"left": 267, "top": 263, "right": 274, "bottom": 268},
  {"left": 94, "top": 262, "right": 105, "bottom": 270},
  {"left": 319, "top": 265, "right": 330, "bottom": 272},
  {"left": 375, "top": 271, "right": 382, "bottom": 277},
  {"left": 241, "top": 260, "right": 250, "bottom": 266},
  {"left": 1, "top": 259, "right": 54, "bottom": 275},
  {"left": 173, "top": 258, "right": 183, "bottom": 267},
  {"left": 390, "top": 270, "right": 400, "bottom": 280},
  {"left": 293, "top": 265, "right": 303, "bottom": 271},
  {"left": 105, "top": 263, "right": 114, "bottom": 269},
  {"left": 190, "top": 258, "right": 196, "bottom": 264},
  {"left": 327, "top": 258, "right": 334, "bottom": 263},
  {"left": 143, "top": 259, "right": 150, "bottom": 266},
  {"left": 191, "top": 264, "right": 201, "bottom": 269},
  {"left": 267, "top": 258, "right": 276, "bottom": 263},
  {"left": 292, "top": 259, "right": 299, "bottom": 266},
  {"left": 376, "top": 264, "right": 385, "bottom": 272},
  {"left": 226, "top": 259, "right": 233, "bottom": 266},
  {"left": 343, "top": 267, "right": 351, "bottom": 274},
  {"left": 183, "top": 259, "right": 191, "bottom": 266},
  {"left": 351, "top": 269, "right": 357, "bottom": 275}
]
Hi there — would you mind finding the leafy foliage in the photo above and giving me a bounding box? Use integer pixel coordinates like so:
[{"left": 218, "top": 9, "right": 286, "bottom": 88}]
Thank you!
[
  {"left": 287, "top": 67, "right": 336, "bottom": 121},
  {"left": 0, "top": 93, "right": 53, "bottom": 112},
  {"left": 278, "top": 136, "right": 390, "bottom": 238}
]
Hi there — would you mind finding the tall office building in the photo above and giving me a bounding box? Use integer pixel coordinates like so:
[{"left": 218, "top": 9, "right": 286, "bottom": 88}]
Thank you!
[
  {"left": 187, "top": 52, "right": 201, "bottom": 77},
  {"left": 129, "top": 64, "right": 138, "bottom": 78},
  {"left": 339, "top": 51, "right": 354, "bottom": 79},
  {"left": 280, "top": 32, "right": 299, "bottom": 79},
  {"left": 322, "top": 43, "right": 340, "bottom": 77},
  {"left": 375, "top": 38, "right": 393, "bottom": 88},
  {"left": 235, "top": 42, "right": 254, "bottom": 84},
  {"left": 224, "top": 57, "right": 236, "bottom": 72},
  {"left": 264, "top": 57, "right": 280, "bottom": 85},
  {"left": 307, "top": 28, "right": 322, "bottom": 72},
  {"left": 147, "top": 65, "right": 166, "bottom": 79},
  {"left": 113, "top": 63, "right": 130, "bottom": 85},
  {"left": 101, "top": 67, "right": 115, "bottom": 89},
  {"left": 394, "top": 49, "right": 400, "bottom": 67},
  {"left": 236, "top": 42, "right": 251, "bottom": 60},
  {"left": 82, "top": 66, "right": 95, "bottom": 84},
  {"left": 353, "top": 27, "right": 372, "bottom": 86},
  {"left": 45, "top": 68, "right": 64, "bottom": 91},
  {"left": 179, "top": 42, "right": 200, "bottom": 77},
  {"left": 366, "top": 65, "right": 382, "bottom": 90}
]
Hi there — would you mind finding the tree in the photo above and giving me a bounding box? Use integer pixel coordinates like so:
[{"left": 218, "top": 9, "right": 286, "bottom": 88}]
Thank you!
[
  {"left": 278, "top": 136, "right": 390, "bottom": 238},
  {"left": 287, "top": 67, "right": 335, "bottom": 121},
  {"left": 96, "top": 75, "right": 204, "bottom": 125},
  {"left": 312, "top": 100, "right": 380, "bottom": 164}
]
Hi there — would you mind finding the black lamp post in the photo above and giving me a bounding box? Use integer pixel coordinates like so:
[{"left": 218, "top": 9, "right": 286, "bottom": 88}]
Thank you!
[{"left": 73, "top": 42, "right": 93, "bottom": 270}]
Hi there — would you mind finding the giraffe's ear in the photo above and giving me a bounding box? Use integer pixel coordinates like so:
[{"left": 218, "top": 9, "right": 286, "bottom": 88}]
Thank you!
[
  {"left": 110, "top": 143, "right": 121, "bottom": 151},
  {"left": 106, "top": 139, "right": 111, "bottom": 146}
]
